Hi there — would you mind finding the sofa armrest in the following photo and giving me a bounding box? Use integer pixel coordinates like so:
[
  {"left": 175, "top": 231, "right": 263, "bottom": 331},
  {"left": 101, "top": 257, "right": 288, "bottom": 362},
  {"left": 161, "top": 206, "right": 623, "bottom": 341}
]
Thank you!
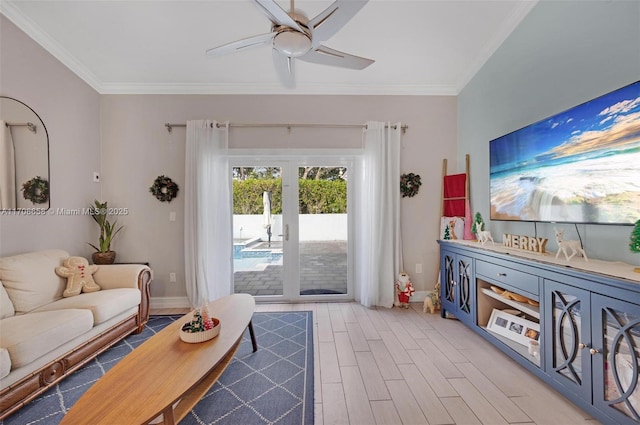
[
  {"left": 93, "top": 264, "right": 152, "bottom": 333},
  {"left": 93, "top": 264, "right": 148, "bottom": 290}
]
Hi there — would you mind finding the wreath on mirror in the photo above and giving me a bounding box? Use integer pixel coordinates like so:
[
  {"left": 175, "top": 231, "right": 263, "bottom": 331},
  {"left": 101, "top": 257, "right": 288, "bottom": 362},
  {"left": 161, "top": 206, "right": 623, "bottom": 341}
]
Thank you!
[
  {"left": 400, "top": 173, "right": 422, "bottom": 198},
  {"left": 150, "top": 175, "right": 179, "bottom": 202},
  {"left": 21, "top": 176, "right": 49, "bottom": 204}
]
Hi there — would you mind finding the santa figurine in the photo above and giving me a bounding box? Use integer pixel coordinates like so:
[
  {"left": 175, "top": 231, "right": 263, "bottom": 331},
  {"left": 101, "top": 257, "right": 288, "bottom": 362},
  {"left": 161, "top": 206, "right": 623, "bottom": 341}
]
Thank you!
[{"left": 395, "top": 272, "right": 415, "bottom": 308}]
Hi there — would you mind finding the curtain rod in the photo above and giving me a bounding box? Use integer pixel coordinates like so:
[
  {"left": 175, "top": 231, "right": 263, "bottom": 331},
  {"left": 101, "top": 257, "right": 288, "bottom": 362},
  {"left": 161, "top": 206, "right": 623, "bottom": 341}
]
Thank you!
[
  {"left": 5, "top": 122, "right": 37, "bottom": 133},
  {"left": 164, "top": 122, "right": 408, "bottom": 134}
]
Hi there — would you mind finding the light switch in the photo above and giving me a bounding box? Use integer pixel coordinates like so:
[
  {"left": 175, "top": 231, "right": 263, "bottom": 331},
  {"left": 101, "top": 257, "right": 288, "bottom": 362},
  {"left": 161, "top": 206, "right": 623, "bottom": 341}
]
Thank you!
[{"left": 169, "top": 211, "right": 176, "bottom": 222}]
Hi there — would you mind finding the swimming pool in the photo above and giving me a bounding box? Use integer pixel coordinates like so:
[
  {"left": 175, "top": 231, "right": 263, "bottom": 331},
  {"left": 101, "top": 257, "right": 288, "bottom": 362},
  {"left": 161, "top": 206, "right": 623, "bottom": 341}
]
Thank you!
[{"left": 233, "top": 238, "right": 282, "bottom": 271}]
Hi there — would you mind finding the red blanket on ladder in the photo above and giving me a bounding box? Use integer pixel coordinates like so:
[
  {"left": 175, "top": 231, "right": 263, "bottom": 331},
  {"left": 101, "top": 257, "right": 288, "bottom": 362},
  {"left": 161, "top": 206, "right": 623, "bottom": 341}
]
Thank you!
[{"left": 443, "top": 173, "right": 473, "bottom": 240}]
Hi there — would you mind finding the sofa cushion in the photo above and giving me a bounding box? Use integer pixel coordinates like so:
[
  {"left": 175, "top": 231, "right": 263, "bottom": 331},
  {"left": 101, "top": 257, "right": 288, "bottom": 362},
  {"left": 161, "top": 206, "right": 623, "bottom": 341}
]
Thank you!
[
  {"left": 0, "top": 281, "right": 15, "bottom": 319},
  {"left": 32, "top": 288, "right": 140, "bottom": 325},
  {"left": 0, "top": 250, "right": 69, "bottom": 313},
  {"left": 0, "top": 348, "right": 10, "bottom": 379},
  {"left": 0, "top": 309, "right": 93, "bottom": 369}
]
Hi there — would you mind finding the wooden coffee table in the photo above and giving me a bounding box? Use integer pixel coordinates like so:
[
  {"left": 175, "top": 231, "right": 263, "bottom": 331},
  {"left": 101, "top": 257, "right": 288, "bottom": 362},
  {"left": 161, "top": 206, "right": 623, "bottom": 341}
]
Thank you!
[{"left": 60, "top": 293, "right": 256, "bottom": 425}]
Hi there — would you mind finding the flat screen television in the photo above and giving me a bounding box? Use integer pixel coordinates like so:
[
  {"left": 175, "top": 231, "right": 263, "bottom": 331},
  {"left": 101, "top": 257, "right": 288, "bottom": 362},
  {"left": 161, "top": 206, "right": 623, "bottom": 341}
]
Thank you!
[{"left": 489, "top": 80, "right": 640, "bottom": 225}]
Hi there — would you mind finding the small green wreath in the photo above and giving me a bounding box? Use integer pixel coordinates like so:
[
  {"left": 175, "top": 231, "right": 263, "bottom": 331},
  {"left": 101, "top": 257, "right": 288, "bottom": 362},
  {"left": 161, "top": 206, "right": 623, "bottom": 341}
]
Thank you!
[
  {"left": 150, "top": 175, "right": 179, "bottom": 202},
  {"left": 400, "top": 173, "right": 422, "bottom": 198},
  {"left": 21, "top": 176, "right": 49, "bottom": 204}
]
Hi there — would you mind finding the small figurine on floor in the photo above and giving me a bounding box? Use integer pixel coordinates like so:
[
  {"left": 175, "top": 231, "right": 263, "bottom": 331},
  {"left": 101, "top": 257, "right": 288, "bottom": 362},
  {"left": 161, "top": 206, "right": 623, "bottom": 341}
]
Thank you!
[
  {"left": 554, "top": 228, "right": 588, "bottom": 262},
  {"left": 423, "top": 280, "right": 441, "bottom": 314},
  {"left": 395, "top": 272, "right": 415, "bottom": 308}
]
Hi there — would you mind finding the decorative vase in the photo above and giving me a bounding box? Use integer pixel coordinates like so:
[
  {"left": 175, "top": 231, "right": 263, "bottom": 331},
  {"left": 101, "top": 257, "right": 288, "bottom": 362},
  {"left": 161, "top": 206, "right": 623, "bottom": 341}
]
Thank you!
[{"left": 92, "top": 251, "right": 116, "bottom": 265}]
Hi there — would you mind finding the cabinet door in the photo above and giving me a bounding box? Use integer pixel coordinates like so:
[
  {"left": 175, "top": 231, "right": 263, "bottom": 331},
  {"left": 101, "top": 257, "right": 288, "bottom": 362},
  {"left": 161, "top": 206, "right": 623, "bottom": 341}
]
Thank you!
[
  {"left": 440, "top": 250, "right": 456, "bottom": 318},
  {"left": 439, "top": 249, "right": 474, "bottom": 324},
  {"left": 544, "top": 280, "right": 592, "bottom": 401},
  {"left": 456, "top": 254, "right": 474, "bottom": 325},
  {"left": 591, "top": 294, "right": 640, "bottom": 425}
]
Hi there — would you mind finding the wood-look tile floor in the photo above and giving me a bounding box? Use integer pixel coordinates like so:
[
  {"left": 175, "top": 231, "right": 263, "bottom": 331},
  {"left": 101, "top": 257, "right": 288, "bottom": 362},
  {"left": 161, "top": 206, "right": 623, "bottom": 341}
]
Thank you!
[{"left": 152, "top": 302, "right": 599, "bottom": 425}]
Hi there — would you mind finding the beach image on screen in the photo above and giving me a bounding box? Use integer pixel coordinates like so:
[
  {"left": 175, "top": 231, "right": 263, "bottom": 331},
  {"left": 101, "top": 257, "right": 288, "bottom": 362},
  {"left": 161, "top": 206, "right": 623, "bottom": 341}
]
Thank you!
[{"left": 490, "top": 81, "right": 640, "bottom": 224}]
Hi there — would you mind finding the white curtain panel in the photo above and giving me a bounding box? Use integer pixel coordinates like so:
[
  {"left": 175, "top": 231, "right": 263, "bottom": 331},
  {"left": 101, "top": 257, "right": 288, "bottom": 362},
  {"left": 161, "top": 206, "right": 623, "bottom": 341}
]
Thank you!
[
  {"left": 354, "top": 121, "right": 403, "bottom": 308},
  {"left": 184, "top": 120, "right": 233, "bottom": 306},
  {"left": 0, "top": 121, "right": 16, "bottom": 209}
]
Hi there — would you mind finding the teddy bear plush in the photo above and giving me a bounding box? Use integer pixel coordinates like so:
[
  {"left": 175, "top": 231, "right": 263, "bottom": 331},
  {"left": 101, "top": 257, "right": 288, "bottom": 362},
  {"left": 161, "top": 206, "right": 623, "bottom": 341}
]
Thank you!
[{"left": 55, "top": 256, "right": 101, "bottom": 297}]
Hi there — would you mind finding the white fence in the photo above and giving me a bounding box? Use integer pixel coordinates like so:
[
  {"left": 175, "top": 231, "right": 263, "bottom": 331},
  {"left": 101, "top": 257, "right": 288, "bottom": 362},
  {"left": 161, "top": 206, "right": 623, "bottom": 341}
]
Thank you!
[{"left": 233, "top": 214, "right": 347, "bottom": 241}]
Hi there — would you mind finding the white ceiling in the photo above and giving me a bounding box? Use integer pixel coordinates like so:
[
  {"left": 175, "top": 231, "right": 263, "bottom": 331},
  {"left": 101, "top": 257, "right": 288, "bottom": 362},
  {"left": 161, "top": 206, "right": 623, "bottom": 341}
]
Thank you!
[{"left": 1, "top": 0, "right": 537, "bottom": 95}]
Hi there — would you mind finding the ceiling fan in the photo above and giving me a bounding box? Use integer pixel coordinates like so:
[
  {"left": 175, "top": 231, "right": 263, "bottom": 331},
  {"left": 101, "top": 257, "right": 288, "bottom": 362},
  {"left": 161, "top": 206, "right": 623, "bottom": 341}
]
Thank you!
[{"left": 205, "top": 0, "right": 375, "bottom": 87}]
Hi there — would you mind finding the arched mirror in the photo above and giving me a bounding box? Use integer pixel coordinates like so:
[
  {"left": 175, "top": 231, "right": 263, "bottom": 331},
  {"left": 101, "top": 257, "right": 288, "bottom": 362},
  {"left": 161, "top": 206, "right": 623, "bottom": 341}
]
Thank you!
[{"left": 1, "top": 96, "right": 50, "bottom": 210}]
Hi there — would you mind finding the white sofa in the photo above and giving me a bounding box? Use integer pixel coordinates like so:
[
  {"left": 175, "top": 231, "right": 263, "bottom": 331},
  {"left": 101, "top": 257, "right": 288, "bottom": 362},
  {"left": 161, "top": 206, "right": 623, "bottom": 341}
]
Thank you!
[{"left": 0, "top": 249, "right": 151, "bottom": 419}]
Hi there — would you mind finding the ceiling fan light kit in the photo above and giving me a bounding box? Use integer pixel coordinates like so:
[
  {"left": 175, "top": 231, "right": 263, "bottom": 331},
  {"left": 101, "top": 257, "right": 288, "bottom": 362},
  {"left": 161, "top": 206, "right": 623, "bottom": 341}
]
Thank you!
[
  {"left": 205, "top": 0, "right": 374, "bottom": 87},
  {"left": 273, "top": 30, "right": 311, "bottom": 57}
]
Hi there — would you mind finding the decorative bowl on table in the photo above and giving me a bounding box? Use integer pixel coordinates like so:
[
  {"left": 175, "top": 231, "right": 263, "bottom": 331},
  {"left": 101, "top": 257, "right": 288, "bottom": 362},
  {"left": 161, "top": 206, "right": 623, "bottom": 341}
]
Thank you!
[{"left": 180, "top": 318, "right": 220, "bottom": 343}]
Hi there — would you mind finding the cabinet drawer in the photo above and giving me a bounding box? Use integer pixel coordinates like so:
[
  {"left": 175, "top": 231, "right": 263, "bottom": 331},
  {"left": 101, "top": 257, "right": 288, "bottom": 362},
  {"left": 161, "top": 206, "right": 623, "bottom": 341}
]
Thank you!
[{"left": 476, "top": 260, "right": 538, "bottom": 297}]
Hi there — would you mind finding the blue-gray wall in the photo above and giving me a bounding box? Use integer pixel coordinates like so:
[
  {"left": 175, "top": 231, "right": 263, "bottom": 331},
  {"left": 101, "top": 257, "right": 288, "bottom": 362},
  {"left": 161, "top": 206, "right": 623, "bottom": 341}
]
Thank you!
[{"left": 458, "top": 0, "right": 640, "bottom": 265}]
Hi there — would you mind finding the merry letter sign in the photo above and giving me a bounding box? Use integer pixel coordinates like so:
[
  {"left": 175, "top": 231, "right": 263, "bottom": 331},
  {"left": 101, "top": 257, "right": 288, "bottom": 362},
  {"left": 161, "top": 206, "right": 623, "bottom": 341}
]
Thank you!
[{"left": 503, "top": 234, "right": 548, "bottom": 254}]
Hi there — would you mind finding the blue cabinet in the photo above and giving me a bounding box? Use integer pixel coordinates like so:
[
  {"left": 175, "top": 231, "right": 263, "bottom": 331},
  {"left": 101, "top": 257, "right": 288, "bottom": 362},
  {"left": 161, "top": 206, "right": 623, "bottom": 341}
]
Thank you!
[{"left": 439, "top": 240, "right": 640, "bottom": 425}]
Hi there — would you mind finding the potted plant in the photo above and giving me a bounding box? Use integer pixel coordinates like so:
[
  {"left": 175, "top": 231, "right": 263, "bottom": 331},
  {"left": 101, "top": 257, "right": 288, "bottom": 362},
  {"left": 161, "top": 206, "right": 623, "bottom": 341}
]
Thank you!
[{"left": 88, "top": 199, "right": 124, "bottom": 264}]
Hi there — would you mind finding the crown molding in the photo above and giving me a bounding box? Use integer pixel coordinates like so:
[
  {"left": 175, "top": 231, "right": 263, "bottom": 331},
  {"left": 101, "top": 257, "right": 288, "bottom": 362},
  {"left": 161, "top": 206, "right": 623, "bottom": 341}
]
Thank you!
[
  {"left": 99, "top": 82, "right": 458, "bottom": 96},
  {"left": 1, "top": 1, "right": 104, "bottom": 93}
]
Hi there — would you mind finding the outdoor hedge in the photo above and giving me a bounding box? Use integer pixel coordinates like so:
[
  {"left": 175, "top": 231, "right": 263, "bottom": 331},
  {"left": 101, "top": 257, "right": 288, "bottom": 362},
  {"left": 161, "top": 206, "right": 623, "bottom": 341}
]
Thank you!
[{"left": 233, "top": 178, "right": 346, "bottom": 214}]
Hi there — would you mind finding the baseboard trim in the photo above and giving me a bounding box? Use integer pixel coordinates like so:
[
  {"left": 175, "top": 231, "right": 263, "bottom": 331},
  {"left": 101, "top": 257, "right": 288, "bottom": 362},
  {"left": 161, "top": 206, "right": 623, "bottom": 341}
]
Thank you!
[
  {"left": 151, "top": 292, "right": 436, "bottom": 309},
  {"left": 150, "top": 296, "right": 191, "bottom": 310},
  {"left": 412, "top": 290, "right": 432, "bottom": 301}
]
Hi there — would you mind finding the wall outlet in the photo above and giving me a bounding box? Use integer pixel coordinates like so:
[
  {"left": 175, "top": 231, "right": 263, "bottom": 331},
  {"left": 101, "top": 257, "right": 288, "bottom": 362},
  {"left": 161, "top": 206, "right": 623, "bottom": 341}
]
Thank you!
[
  {"left": 93, "top": 172, "right": 100, "bottom": 182},
  {"left": 169, "top": 272, "right": 176, "bottom": 282},
  {"left": 416, "top": 263, "right": 423, "bottom": 274},
  {"left": 169, "top": 211, "right": 176, "bottom": 222}
]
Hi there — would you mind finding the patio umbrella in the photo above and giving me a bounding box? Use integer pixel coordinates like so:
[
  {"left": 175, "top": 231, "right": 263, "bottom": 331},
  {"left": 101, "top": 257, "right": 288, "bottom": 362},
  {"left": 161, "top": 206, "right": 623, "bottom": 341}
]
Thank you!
[{"left": 263, "top": 191, "right": 272, "bottom": 246}]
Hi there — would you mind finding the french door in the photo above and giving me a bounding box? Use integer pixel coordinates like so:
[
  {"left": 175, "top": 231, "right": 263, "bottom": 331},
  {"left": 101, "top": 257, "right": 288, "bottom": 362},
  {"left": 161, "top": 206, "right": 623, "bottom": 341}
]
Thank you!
[{"left": 230, "top": 156, "right": 352, "bottom": 302}]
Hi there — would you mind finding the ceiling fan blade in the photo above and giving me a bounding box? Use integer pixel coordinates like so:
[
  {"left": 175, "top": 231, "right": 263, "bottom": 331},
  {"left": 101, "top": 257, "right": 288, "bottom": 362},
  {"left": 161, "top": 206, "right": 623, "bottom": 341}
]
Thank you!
[
  {"left": 307, "top": 0, "right": 368, "bottom": 48},
  {"left": 254, "top": 0, "right": 303, "bottom": 32},
  {"left": 299, "top": 45, "right": 374, "bottom": 70},
  {"left": 272, "top": 49, "right": 296, "bottom": 88},
  {"left": 206, "top": 32, "right": 276, "bottom": 57}
]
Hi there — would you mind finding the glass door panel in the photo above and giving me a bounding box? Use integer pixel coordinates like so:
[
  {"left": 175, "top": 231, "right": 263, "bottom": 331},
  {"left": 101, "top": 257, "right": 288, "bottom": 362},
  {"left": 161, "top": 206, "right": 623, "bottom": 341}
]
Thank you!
[
  {"left": 544, "top": 280, "right": 591, "bottom": 401},
  {"left": 592, "top": 294, "right": 640, "bottom": 424},
  {"left": 298, "top": 165, "right": 348, "bottom": 297},
  {"left": 232, "top": 166, "right": 283, "bottom": 297}
]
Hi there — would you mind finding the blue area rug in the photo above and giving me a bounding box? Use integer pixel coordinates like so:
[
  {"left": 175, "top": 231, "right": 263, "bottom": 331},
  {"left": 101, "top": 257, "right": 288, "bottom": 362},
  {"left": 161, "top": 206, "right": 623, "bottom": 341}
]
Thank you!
[{"left": 2, "top": 311, "right": 314, "bottom": 425}]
